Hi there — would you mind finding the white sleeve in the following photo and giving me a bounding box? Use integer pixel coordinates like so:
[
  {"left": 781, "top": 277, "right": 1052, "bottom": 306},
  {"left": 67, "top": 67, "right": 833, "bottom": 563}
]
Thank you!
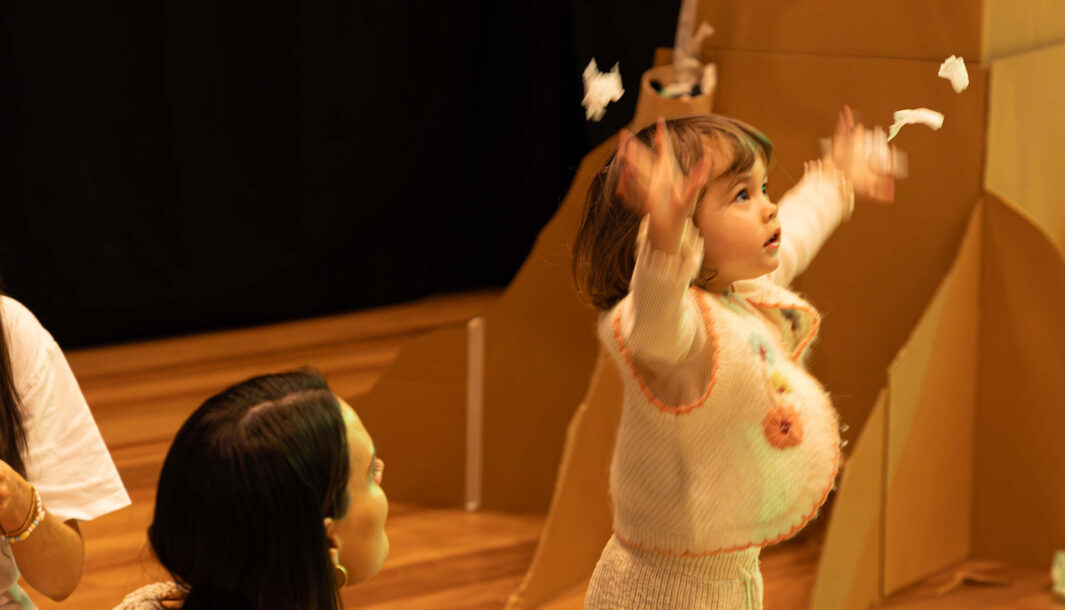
[
  {"left": 3, "top": 298, "right": 130, "bottom": 522},
  {"left": 616, "top": 215, "right": 707, "bottom": 367},
  {"left": 766, "top": 160, "right": 855, "bottom": 287}
]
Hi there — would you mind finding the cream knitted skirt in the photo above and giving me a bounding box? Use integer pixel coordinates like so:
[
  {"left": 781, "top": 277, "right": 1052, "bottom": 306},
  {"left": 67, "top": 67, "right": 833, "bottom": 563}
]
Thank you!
[{"left": 584, "top": 536, "right": 763, "bottom": 609}]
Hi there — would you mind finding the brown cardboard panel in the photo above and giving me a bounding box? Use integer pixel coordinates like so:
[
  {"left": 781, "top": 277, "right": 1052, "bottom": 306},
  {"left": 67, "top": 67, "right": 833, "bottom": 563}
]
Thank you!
[
  {"left": 479, "top": 137, "right": 613, "bottom": 511},
  {"left": 974, "top": 193, "right": 1065, "bottom": 564},
  {"left": 810, "top": 390, "right": 887, "bottom": 610},
  {"left": 689, "top": 0, "right": 982, "bottom": 61},
  {"left": 353, "top": 326, "right": 467, "bottom": 506},
  {"left": 982, "top": 0, "right": 1065, "bottom": 60},
  {"left": 709, "top": 48, "right": 988, "bottom": 450},
  {"left": 534, "top": 582, "right": 587, "bottom": 610},
  {"left": 505, "top": 350, "right": 622, "bottom": 609},
  {"left": 882, "top": 201, "right": 981, "bottom": 595},
  {"left": 985, "top": 41, "right": 1065, "bottom": 251}
]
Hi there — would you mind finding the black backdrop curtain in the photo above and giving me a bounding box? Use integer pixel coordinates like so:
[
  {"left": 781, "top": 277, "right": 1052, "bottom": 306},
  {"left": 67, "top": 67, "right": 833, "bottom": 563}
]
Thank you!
[{"left": 0, "top": 1, "right": 678, "bottom": 348}]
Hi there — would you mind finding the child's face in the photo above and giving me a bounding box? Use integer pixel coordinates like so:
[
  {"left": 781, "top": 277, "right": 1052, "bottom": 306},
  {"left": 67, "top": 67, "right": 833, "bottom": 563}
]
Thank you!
[
  {"left": 331, "top": 397, "right": 390, "bottom": 585},
  {"left": 693, "top": 155, "right": 780, "bottom": 288}
]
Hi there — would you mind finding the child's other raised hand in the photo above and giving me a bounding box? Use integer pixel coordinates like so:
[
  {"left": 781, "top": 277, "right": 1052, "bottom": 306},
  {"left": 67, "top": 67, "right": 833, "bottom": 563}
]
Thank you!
[
  {"left": 615, "top": 118, "right": 712, "bottom": 255},
  {"left": 827, "top": 106, "right": 900, "bottom": 203}
]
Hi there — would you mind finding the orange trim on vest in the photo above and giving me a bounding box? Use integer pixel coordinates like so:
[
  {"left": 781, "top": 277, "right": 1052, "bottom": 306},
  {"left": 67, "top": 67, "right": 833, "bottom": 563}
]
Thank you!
[
  {"left": 611, "top": 288, "right": 719, "bottom": 415},
  {"left": 746, "top": 300, "right": 821, "bottom": 361}
]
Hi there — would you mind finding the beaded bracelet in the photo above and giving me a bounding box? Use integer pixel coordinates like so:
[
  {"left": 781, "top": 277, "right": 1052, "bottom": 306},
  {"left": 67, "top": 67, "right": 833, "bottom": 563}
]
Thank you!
[{"left": 5, "top": 486, "right": 45, "bottom": 544}]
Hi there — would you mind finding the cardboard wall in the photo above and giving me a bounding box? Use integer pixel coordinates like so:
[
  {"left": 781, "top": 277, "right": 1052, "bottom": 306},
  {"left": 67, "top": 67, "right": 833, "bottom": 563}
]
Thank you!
[
  {"left": 974, "top": 193, "right": 1065, "bottom": 565},
  {"left": 506, "top": 351, "right": 622, "bottom": 609},
  {"left": 691, "top": 0, "right": 983, "bottom": 60},
  {"left": 690, "top": 0, "right": 1065, "bottom": 61},
  {"left": 882, "top": 201, "right": 981, "bottom": 595},
  {"left": 354, "top": 326, "right": 468, "bottom": 505},
  {"left": 814, "top": 194, "right": 1065, "bottom": 604},
  {"left": 982, "top": 0, "right": 1065, "bottom": 60},
  {"left": 985, "top": 41, "right": 1065, "bottom": 252}
]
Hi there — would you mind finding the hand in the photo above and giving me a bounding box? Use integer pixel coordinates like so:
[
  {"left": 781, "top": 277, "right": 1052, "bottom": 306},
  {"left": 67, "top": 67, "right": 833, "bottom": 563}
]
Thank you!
[
  {"left": 0, "top": 461, "right": 33, "bottom": 534},
  {"left": 827, "top": 106, "right": 899, "bottom": 203},
  {"left": 616, "top": 118, "right": 712, "bottom": 254}
]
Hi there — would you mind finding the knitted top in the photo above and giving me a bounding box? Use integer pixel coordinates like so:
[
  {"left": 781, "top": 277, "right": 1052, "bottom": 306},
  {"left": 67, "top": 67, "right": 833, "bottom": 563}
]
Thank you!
[{"left": 600, "top": 161, "right": 852, "bottom": 556}]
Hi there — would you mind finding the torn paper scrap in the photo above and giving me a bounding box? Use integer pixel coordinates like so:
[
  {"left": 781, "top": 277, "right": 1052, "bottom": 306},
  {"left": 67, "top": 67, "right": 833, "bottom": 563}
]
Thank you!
[
  {"left": 582, "top": 59, "right": 624, "bottom": 122},
  {"left": 887, "top": 108, "right": 945, "bottom": 141},
  {"left": 938, "top": 55, "right": 969, "bottom": 93},
  {"left": 1052, "top": 551, "right": 1065, "bottom": 601}
]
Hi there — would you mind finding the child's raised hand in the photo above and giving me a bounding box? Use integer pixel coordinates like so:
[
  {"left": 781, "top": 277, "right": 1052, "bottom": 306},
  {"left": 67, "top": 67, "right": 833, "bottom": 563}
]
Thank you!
[
  {"left": 828, "top": 106, "right": 899, "bottom": 203},
  {"left": 616, "top": 118, "right": 712, "bottom": 254}
]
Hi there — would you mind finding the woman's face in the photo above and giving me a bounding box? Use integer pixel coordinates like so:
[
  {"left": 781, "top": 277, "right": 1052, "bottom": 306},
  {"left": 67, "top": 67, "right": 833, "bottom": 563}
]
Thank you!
[{"left": 329, "top": 397, "right": 389, "bottom": 586}]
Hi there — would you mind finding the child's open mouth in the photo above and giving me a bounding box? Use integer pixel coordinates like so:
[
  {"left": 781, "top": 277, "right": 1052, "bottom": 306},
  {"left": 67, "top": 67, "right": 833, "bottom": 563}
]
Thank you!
[{"left": 764, "top": 230, "right": 781, "bottom": 248}]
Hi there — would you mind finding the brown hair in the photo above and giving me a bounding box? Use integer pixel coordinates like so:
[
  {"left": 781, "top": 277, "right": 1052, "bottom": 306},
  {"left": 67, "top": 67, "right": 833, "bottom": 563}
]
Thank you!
[{"left": 572, "top": 114, "right": 773, "bottom": 310}]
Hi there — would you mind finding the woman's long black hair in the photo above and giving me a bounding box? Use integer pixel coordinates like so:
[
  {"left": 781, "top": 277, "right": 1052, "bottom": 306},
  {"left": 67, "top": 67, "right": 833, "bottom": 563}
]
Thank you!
[
  {"left": 149, "top": 369, "right": 351, "bottom": 610},
  {"left": 0, "top": 281, "right": 30, "bottom": 478}
]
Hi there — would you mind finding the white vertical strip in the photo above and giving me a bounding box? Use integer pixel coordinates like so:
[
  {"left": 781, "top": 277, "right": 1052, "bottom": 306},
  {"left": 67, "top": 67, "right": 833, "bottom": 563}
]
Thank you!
[{"left": 465, "top": 316, "right": 485, "bottom": 512}]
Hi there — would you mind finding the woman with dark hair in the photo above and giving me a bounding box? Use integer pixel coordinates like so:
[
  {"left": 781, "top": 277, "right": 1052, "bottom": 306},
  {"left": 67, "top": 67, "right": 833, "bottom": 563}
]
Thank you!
[
  {"left": 117, "top": 370, "right": 388, "bottom": 609},
  {"left": 0, "top": 291, "right": 131, "bottom": 605}
]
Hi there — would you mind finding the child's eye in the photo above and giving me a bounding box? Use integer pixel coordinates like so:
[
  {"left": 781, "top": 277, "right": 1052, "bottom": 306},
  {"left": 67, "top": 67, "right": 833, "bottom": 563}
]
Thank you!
[
  {"left": 762, "top": 183, "right": 768, "bottom": 195},
  {"left": 735, "top": 188, "right": 749, "bottom": 202},
  {"left": 372, "top": 458, "right": 384, "bottom": 485}
]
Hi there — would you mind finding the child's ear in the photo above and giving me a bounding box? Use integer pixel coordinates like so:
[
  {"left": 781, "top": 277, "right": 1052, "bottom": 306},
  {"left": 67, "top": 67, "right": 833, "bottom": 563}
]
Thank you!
[{"left": 323, "top": 517, "right": 340, "bottom": 551}]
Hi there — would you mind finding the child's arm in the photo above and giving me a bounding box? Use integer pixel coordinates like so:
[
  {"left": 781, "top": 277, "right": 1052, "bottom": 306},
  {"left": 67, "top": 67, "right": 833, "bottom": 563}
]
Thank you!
[
  {"left": 767, "top": 107, "right": 898, "bottom": 287},
  {"left": 766, "top": 160, "right": 854, "bottom": 287},
  {"left": 615, "top": 121, "right": 712, "bottom": 367}
]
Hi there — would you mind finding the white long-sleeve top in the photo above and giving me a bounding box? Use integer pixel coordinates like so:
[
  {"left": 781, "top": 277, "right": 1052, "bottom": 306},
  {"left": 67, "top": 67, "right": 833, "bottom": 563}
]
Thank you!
[{"left": 599, "top": 162, "right": 851, "bottom": 556}]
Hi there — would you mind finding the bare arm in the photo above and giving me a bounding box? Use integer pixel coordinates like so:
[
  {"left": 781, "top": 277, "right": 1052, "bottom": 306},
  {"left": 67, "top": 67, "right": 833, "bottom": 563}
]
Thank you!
[{"left": 0, "top": 463, "right": 84, "bottom": 601}]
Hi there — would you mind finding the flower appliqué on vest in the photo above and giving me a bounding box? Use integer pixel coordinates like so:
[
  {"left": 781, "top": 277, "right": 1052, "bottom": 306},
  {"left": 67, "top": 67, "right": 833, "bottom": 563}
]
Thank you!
[
  {"left": 748, "top": 333, "right": 776, "bottom": 365},
  {"left": 769, "top": 370, "right": 791, "bottom": 394},
  {"left": 763, "top": 405, "right": 804, "bottom": 448}
]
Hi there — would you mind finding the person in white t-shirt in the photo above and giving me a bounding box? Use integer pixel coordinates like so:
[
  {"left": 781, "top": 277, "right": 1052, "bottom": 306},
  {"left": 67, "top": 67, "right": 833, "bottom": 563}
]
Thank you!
[{"left": 0, "top": 294, "right": 131, "bottom": 607}]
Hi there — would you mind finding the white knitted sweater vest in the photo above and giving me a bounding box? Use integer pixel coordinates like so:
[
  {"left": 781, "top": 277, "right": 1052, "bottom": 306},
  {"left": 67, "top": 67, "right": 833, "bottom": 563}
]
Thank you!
[{"left": 599, "top": 163, "right": 850, "bottom": 556}]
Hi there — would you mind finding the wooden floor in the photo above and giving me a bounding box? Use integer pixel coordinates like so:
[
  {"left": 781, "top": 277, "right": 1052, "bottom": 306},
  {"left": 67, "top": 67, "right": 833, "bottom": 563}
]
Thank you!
[{"left": 20, "top": 289, "right": 1061, "bottom": 609}]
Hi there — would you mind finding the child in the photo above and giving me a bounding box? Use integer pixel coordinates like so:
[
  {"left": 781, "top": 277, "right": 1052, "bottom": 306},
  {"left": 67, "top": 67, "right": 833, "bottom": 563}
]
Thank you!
[{"left": 573, "top": 110, "right": 896, "bottom": 609}]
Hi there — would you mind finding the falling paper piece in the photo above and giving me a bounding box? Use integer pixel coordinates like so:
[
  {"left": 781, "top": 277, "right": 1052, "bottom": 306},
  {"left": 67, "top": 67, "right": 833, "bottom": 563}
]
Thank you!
[
  {"left": 938, "top": 55, "right": 969, "bottom": 93},
  {"left": 1052, "top": 551, "right": 1065, "bottom": 601},
  {"left": 582, "top": 59, "right": 624, "bottom": 122},
  {"left": 887, "top": 108, "right": 945, "bottom": 141}
]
